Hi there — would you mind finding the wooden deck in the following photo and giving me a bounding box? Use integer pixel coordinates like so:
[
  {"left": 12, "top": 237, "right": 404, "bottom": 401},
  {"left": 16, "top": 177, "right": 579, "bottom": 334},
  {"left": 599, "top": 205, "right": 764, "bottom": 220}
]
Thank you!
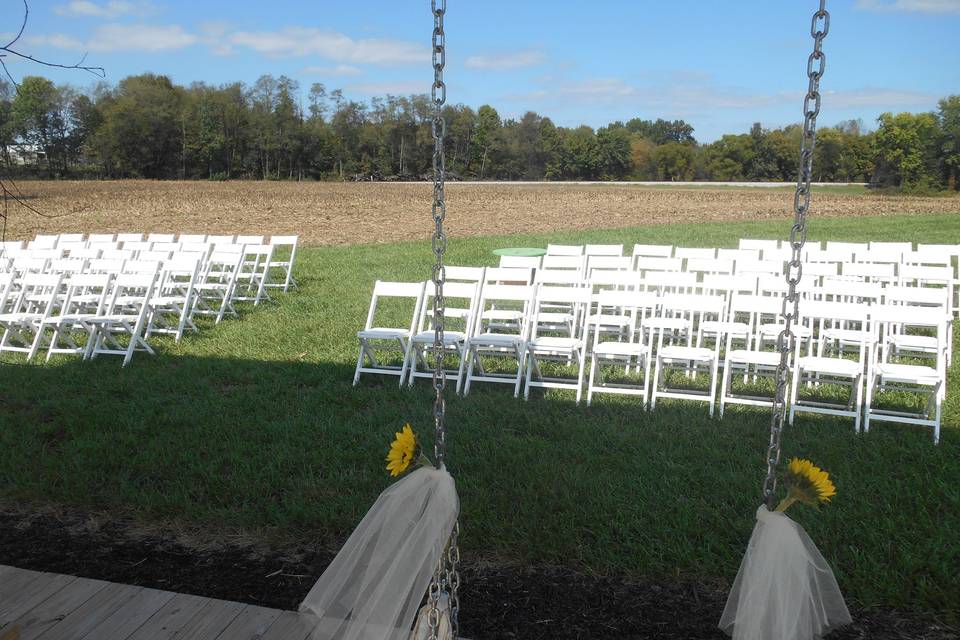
[{"left": 0, "top": 565, "right": 319, "bottom": 640}]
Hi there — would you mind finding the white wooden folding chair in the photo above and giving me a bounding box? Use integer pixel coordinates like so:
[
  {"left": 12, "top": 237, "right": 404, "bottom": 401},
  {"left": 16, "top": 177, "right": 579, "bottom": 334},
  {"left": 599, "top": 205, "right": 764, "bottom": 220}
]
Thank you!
[
  {"left": 546, "top": 244, "right": 584, "bottom": 256},
  {"left": 178, "top": 234, "right": 208, "bottom": 244},
  {"left": 718, "top": 294, "right": 785, "bottom": 417},
  {"left": 0, "top": 273, "right": 64, "bottom": 361},
  {"left": 588, "top": 271, "right": 645, "bottom": 343},
  {"left": 41, "top": 273, "right": 112, "bottom": 361},
  {"left": 882, "top": 284, "right": 952, "bottom": 367},
  {"left": 194, "top": 247, "right": 244, "bottom": 324},
  {"left": 437, "top": 266, "right": 485, "bottom": 324},
  {"left": 634, "top": 257, "right": 683, "bottom": 276},
  {"left": 586, "top": 289, "right": 658, "bottom": 406},
  {"left": 698, "top": 273, "right": 758, "bottom": 349},
  {"left": 87, "top": 233, "right": 116, "bottom": 245},
  {"left": 523, "top": 286, "right": 592, "bottom": 402},
  {"left": 147, "top": 233, "right": 176, "bottom": 243},
  {"left": 631, "top": 244, "right": 673, "bottom": 265},
  {"left": 404, "top": 280, "right": 480, "bottom": 392},
  {"left": 542, "top": 254, "right": 585, "bottom": 274},
  {"left": 29, "top": 234, "right": 59, "bottom": 249},
  {"left": 353, "top": 280, "right": 426, "bottom": 386},
  {"left": 865, "top": 304, "right": 946, "bottom": 443},
  {"left": 461, "top": 284, "right": 534, "bottom": 397},
  {"left": 585, "top": 244, "right": 623, "bottom": 257},
  {"left": 116, "top": 233, "right": 144, "bottom": 244},
  {"left": 147, "top": 255, "right": 202, "bottom": 342},
  {"left": 534, "top": 269, "right": 587, "bottom": 336},
  {"left": 649, "top": 293, "right": 725, "bottom": 417},
  {"left": 480, "top": 267, "right": 535, "bottom": 332},
  {"left": 788, "top": 301, "right": 871, "bottom": 433},
  {"left": 266, "top": 235, "right": 299, "bottom": 292},
  {"left": 234, "top": 243, "right": 274, "bottom": 305},
  {"left": 85, "top": 271, "right": 158, "bottom": 366}
]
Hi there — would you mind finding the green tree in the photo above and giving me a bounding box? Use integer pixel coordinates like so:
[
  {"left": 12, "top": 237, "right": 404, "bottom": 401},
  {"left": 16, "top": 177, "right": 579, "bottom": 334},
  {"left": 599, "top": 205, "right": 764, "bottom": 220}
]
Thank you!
[
  {"left": 939, "top": 95, "right": 960, "bottom": 190},
  {"left": 873, "top": 111, "right": 942, "bottom": 189},
  {"left": 10, "top": 76, "right": 59, "bottom": 169}
]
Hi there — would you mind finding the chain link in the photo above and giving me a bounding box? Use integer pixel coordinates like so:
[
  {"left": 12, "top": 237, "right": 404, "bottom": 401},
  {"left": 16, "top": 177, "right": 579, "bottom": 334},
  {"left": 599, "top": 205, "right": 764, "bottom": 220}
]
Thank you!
[
  {"left": 445, "top": 520, "right": 461, "bottom": 638},
  {"left": 426, "top": 555, "right": 443, "bottom": 640},
  {"left": 763, "top": 0, "right": 829, "bottom": 511},
  {"left": 430, "top": 0, "right": 448, "bottom": 468}
]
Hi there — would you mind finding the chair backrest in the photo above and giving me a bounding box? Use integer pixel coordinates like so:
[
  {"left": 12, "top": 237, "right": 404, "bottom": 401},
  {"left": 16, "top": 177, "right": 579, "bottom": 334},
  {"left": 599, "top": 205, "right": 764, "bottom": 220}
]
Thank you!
[
  {"left": 25, "top": 248, "right": 64, "bottom": 261},
  {"left": 178, "top": 234, "right": 208, "bottom": 243},
  {"left": 632, "top": 244, "right": 673, "bottom": 259},
  {"left": 48, "top": 258, "right": 86, "bottom": 275},
  {"left": 60, "top": 273, "right": 112, "bottom": 316},
  {"left": 103, "top": 272, "right": 157, "bottom": 315},
  {"left": 826, "top": 241, "right": 867, "bottom": 254},
  {"left": 473, "top": 283, "right": 534, "bottom": 337},
  {"left": 123, "top": 260, "right": 162, "bottom": 275},
  {"left": 69, "top": 247, "right": 103, "bottom": 260},
  {"left": 88, "top": 241, "right": 120, "bottom": 252},
  {"left": 642, "top": 271, "right": 698, "bottom": 295},
  {"left": 528, "top": 285, "right": 592, "bottom": 340},
  {"left": 116, "top": 233, "right": 144, "bottom": 243},
  {"left": 675, "top": 247, "right": 716, "bottom": 260},
  {"left": 801, "top": 299, "right": 869, "bottom": 324},
  {"left": 855, "top": 249, "right": 902, "bottom": 265},
  {"left": 584, "top": 244, "right": 623, "bottom": 257},
  {"left": 100, "top": 249, "right": 135, "bottom": 261},
  {"left": 900, "top": 264, "right": 953, "bottom": 285},
  {"left": 87, "top": 258, "right": 126, "bottom": 274},
  {"left": 485, "top": 266, "right": 534, "bottom": 285},
  {"left": 87, "top": 233, "right": 116, "bottom": 244},
  {"left": 546, "top": 244, "right": 584, "bottom": 256},
  {"left": 147, "top": 233, "right": 176, "bottom": 243},
  {"left": 702, "top": 273, "right": 758, "bottom": 297},
  {"left": 840, "top": 262, "right": 896, "bottom": 281},
  {"left": 802, "top": 262, "right": 839, "bottom": 279},
  {"left": 541, "top": 255, "right": 585, "bottom": 272},
  {"left": 139, "top": 250, "right": 173, "bottom": 264},
  {"left": 686, "top": 258, "right": 734, "bottom": 276},
  {"left": 180, "top": 242, "right": 213, "bottom": 257},
  {"left": 151, "top": 242, "right": 182, "bottom": 253},
  {"left": 14, "top": 273, "right": 63, "bottom": 314},
  {"left": 122, "top": 241, "right": 154, "bottom": 254},
  {"left": 902, "top": 250, "right": 950, "bottom": 268},
  {"left": 884, "top": 284, "right": 950, "bottom": 308},
  {"left": 207, "top": 235, "right": 237, "bottom": 245},
  {"left": 634, "top": 257, "right": 683, "bottom": 275},
  {"left": 498, "top": 255, "right": 542, "bottom": 270},
  {"left": 736, "top": 260, "right": 783, "bottom": 276},
  {"left": 739, "top": 239, "right": 779, "bottom": 252},
  {"left": 869, "top": 241, "right": 912, "bottom": 253},
  {"left": 535, "top": 268, "right": 585, "bottom": 287},
  {"left": 586, "top": 255, "right": 631, "bottom": 276},
  {"left": 29, "top": 234, "right": 59, "bottom": 249},
  {"left": 13, "top": 257, "right": 48, "bottom": 275},
  {"left": 237, "top": 235, "right": 265, "bottom": 245},
  {"left": 445, "top": 266, "right": 485, "bottom": 283},
  {"left": 363, "top": 280, "right": 426, "bottom": 334},
  {"left": 810, "top": 280, "right": 883, "bottom": 304},
  {"left": 419, "top": 280, "right": 479, "bottom": 336},
  {"left": 270, "top": 235, "right": 298, "bottom": 249},
  {"left": 717, "top": 248, "right": 760, "bottom": 263}
]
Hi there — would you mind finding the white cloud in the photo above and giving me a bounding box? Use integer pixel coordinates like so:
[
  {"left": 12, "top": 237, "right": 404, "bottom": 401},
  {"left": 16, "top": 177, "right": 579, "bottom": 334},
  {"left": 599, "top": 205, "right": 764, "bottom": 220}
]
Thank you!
[
  {"left": 302, "top": 64, "right": 364, "bottom": 77},
  {"left": 818, "top": 88, "right": 939, "bottom": 109},
  {"left": 464, "top": 49, "right": 546, "bottom": 71},
  {"left": 228, "top": 27, "right": 428, "bottom": 66},
  {"left": 856, "top": 0, "right": 960, "bottom": 13},
  {"left": 28, "top": 24, "right": 196, "bottom": 53},
  {"left": 54, "top": 1, "right": 156, "bottom": 18}
]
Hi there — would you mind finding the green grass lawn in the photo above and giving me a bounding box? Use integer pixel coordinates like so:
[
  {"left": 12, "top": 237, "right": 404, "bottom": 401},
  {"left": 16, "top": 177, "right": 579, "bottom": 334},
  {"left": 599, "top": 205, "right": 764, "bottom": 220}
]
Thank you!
[{"left": 2, "top": 212, "right": 959, "bottom": 620}]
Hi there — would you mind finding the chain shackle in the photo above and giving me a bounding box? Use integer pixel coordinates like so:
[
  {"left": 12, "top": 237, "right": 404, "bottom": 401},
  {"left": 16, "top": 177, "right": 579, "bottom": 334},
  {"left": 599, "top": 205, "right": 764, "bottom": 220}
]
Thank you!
[
  {"left": 430, "top": 0, "right": 448, "bottom": 468},
  {"left": 763, "top": 0, "right": 829, "bottom": 511}
]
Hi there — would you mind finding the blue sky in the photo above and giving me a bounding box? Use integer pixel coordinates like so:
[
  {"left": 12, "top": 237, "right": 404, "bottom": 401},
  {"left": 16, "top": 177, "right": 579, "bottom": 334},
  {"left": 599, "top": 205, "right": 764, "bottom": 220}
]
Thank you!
[{"left": 2, "top": 0, "right": 958, "bottom": 141}]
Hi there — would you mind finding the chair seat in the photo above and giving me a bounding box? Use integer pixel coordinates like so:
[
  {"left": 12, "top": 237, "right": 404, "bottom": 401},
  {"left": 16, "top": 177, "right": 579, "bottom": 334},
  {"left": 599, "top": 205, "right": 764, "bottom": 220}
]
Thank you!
[
  {"left": 537, "top": 312, "right": 574, "bottom": 324},
  {"left": 645, "top": 317, "right": 690, "bottom": 331},
  {"left": 700, "top": 320, "right": 749, "bottom": 335},
  {"left": 822, "top": 328, "right": 869, "bottom": 343},
  {"left": 875, "top": 362, "right": 940, "bottom": 385},
  {"left": 727, "top": 349, "right": 781, "bottom": 366},
  {"left": 358, "top": 327, "right": 410, "bottom": 340},
  {"left": 659, "top": 345, "right": 715, "bottom": 361},
  {"left": 797, "top": 356, "right": 861, "bottom": 377},
  {"left": 759, "top": 323, "right": 812, "bottom": 338},
  {"left": 469, "top": 332, "right": 524, "bottom": 346},
  {"left": 481, "top": 310, "right": 523, "bottom": 321},
  {"left": 589, "top": 313, "right": 631, "bottom": 327},
  {"left": 427, "top": 307, "right": 470, "bottom": 319},
  {"left": 412, "top": 330, "right": 466, "bottom": 345},
  {"left": 84, "top": 314, "right": 142, "bottom": 324},
  {"left": 527, "top": 336, "right": 581, "bottom": 351},
  {"left": 889, "top": 334, "right": 939, "bottom": 352},
  {"left": 594, "top": 341, "right": 647, "bottom": 357}
]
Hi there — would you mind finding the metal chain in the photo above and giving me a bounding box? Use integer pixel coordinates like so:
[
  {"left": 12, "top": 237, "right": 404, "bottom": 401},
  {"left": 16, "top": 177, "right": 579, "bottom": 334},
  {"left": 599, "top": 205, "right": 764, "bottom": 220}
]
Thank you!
[
  {"left": 426, "top": 557, "right": 443, "bottom": 640},
  {"left": 445, "top": 521, "right": 461, "bottom": 637},
  {"left": 430, "top": 0, "right": 448, "bottom": 468},
  {"left": 764, "top": 0, "right": 829, "bottom": 511}
]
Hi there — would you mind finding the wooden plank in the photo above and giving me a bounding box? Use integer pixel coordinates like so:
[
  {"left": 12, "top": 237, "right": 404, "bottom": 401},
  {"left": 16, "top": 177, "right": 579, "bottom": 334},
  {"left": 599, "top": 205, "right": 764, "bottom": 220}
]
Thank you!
[
  {"left": 212, "top": 605, "right": 281, "bottom": 640},
  {"left": 0, "top": 567, "right": 46, "bottom": 618},
  {"left": 81, "top": 588, "right": 175, "bottom": 640},
  {"left": 168, "top": 599, "right": 245, "bottom": 640},
  {"left": 0, "top": 573, "right": 76, "bottom": 625},
  {"left": 38, "top": 582, "right": 143, "bottom": 640},
  {"left": 2, "top": 576, "right": 107, "bottom": 639},
  {"left": 258, "top": 611, "right": 315, "bottom": 640},
  {"left": 126, "top": 594, "right": 211, "bottom": 640}
]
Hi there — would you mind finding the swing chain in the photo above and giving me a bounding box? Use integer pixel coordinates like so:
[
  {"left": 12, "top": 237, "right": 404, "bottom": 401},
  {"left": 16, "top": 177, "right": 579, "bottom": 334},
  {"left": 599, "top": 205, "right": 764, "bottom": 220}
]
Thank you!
[
  {"left": 431, "top": 0, "right": 448, "bottom": 468},
  {"left": 426, "top": 557, "right": 443, "bottom": 640},
  {"left": 446, "top": 520, "right": 461, "bottom": 637},
  {"left": 763, "top": 0, "right": 829, "bottom": 511}
]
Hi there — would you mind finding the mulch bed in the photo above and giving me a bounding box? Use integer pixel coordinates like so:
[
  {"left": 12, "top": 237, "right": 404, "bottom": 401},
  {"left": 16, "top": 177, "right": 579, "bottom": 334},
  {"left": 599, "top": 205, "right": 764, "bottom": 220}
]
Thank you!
[{"left": 0, "top": 508, "right": 955, "bottom": 639}]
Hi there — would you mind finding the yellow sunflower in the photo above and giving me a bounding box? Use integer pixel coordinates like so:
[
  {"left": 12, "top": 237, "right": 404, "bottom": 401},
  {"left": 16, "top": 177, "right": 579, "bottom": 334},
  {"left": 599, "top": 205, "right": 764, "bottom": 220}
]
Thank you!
[
  {"left": 777, "top": 457, "right": 837, "bottom": 512},
  {"left": 386, "top": 424, "right": 419, "bottom": 477}
]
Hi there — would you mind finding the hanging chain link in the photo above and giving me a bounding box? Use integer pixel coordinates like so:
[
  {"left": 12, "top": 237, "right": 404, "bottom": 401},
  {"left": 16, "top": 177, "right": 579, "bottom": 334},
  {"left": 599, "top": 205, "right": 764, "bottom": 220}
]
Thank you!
[
  {"left": 430, "top": 0, "right": 448, "bottom": 468},
  {"left": 426, "top": 555, "right": 443, "bottom": 640},
  {"left": 764, "top": 0, "right": 829, "bottom": 511},
  {"left": 445, "top": 521, "right": 461, "bottom": 637}
]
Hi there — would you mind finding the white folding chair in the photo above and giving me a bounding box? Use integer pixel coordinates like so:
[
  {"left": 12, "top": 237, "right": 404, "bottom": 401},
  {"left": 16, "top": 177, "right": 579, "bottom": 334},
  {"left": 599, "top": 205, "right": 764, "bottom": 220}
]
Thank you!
[
  {"left": 267, "top": 235, "right": 299, "bottom": 292},
  {"left": 649, "top": 294, "right": 725, "bottom": 417},
  {"left": 87, "top": 233, "right": 116, "bottom": 244},
  {"left": 41, "top": 273, "right": 112, "bottom": 361},
  {"left": 534, "top": 269, "right": 587, "bottom": 335},
  {"left": 194, "top": 248, "right": 243, "bottom": 324},
  {"left": 207, "top": 235, "right": 237, "bottom": 245},
  {"left": 801, "top": 261, "right": 839, "bottom": 286},
  {"left": 675, "top": 247, "right": 717, "bottom": 260},
  {"left": 178, "top": 234, "right": 209, "bottom": 244},
  {"left": 631, "top": 244, "right": 673, "bottom": 263},
  {"left": 789, "top": 301, "right": 870, "bottom": 432},
  {"left": 586, "top": 289, "right": 658, "bottom": 406},
  {"left": 585, "top": 244, "right": 623, "bottom": 257},
  {"left": 523, "top": 286, "right": 592, "bottom": 402},
  {"left": 87, "top": 258, "right": 126, "bottom": 275},
  {"left": 542, "top": 255, "right": 585, "bottom": 273},
  {"left": 235, "top": 243, "right": 274, "bottom": 305},
  {"left": 546, "top": 244, "right": 584, "bottom": 256},
  {"left": 0, "top": 273, "right": 15, "bottom": 314},
  {"left": 116, "top": 233, "right": 144, "bottom": 243},
  {"left": 634, "top": 257, "right": 683, "bottom": 276},
  {"left": 585, "top": 255, "right": 631, "bottom": 277},
  {"left": 440, "top": 266, "right": 486, "bottom": 323},
  {"left": 882, "top": 285, "right": 952, "bottom": 366},
  {"left": 147, "top": 255, "right": 202, "bottom": 342},
  {"left": 0, "top": 273, "right": 63, "bottom": 360},
  {"left": 719, "top": 294, "right": 785, "bottom": 417},
  {"left": 147, "top": 233, "right": 176, "bottom": 243},
  {"left": 462, "top": 284, "right": 534, "bottom": 397},
  {"left": 85, "top": 271, "right": 158, "bottom": 366},
  {"left": 588, "top": 271, "right": 645, "bottom": 343},
  {"left": 865, "top": 305, "right": 946, "bottom": 443},
  {"left": 840, "top": 261, "right": 896, "bottom": 285},
  {"left": 353, "top": 281, "right": 426, "bottom": 386},
  {"left": 404, "top": 280, "right": 479, "bottom": 392}
]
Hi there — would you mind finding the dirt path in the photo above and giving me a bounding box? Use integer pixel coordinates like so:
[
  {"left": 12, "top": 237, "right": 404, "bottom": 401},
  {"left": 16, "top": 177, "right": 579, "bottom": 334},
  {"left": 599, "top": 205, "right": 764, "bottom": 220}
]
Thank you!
[{"left": 4, "top": 180, "right": 959, "bottom": 246}]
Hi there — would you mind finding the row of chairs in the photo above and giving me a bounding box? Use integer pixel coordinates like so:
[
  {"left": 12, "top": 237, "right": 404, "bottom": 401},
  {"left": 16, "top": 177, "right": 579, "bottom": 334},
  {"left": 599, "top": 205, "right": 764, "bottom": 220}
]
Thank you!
[
  {"left": 1, "top": 233, "right": 299, "bottom": 293},
  {"left": 0, "top": 234, "right": 299, "bottom": 366},
  {"left": 354, "top": 265, "right": 951, "bottom": 443}
]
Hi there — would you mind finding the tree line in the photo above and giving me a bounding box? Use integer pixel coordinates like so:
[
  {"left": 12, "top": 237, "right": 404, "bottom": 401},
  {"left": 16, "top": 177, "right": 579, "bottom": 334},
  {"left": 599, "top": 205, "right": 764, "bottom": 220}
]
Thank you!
[{"left": 2, "top": 73, "right": 958, "bottom": 191}]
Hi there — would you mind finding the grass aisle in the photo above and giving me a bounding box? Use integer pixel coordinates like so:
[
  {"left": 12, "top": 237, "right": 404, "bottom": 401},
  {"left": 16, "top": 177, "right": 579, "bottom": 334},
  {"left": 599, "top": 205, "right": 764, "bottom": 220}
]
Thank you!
[{"left": 2, "top": 213, "right": 959, "bottom": 620}]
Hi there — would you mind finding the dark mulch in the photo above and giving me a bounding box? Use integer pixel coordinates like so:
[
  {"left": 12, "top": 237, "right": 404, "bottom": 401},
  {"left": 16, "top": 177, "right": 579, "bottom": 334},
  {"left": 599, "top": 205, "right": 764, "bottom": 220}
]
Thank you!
[{"left": 0, "top": 508, "right": 955, "bottom": 640}]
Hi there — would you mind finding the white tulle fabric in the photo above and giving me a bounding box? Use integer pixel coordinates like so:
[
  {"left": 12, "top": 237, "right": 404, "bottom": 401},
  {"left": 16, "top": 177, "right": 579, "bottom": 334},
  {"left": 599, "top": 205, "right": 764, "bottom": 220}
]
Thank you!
[
  {"left": 299, "top": 466, "right": 459, "bottom": 640},
  {"left": 720, "top": 505, "right": 851, "bottom": 640}
]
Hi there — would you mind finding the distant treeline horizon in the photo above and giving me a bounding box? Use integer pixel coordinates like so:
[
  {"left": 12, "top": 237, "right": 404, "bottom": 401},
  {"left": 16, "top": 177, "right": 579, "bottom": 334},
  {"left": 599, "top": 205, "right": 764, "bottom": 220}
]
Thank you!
[{"left": 2, "top": 73, "right": 958, "bottom": 191}]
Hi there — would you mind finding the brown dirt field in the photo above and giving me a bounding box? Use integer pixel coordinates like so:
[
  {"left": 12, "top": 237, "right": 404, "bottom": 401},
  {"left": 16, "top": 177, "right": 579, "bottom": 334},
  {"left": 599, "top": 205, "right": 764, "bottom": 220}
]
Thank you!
[{"left": 3, "top": 180, "right": 959, "bottom": 246}]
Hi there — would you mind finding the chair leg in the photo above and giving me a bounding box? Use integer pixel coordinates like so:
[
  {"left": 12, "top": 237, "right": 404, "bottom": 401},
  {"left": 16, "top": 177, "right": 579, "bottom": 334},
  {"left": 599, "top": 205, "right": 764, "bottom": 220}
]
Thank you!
[
  {"left": 853, "top": 373, "right": 864, "bottom": 434},
  {"left": 719, "top": 360, "right": 731, "bottom": 419},
  {"left": 587, "top": 356, "right": 598, "bottom": 406},
  {"left": 353, "top": 341, "right": 366, "bottom": 386},
  {"left": 708, "top": 358, "right": 719, "bottom": 418},
  {"left": 463, "top": 347, "right": 476, "bottom": 396},
  {"left": 575, "top": 351, "right": 586, "bottom": 404},
  {"left": 650, "top": 356, "right": 662, "bottom": 411}
]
